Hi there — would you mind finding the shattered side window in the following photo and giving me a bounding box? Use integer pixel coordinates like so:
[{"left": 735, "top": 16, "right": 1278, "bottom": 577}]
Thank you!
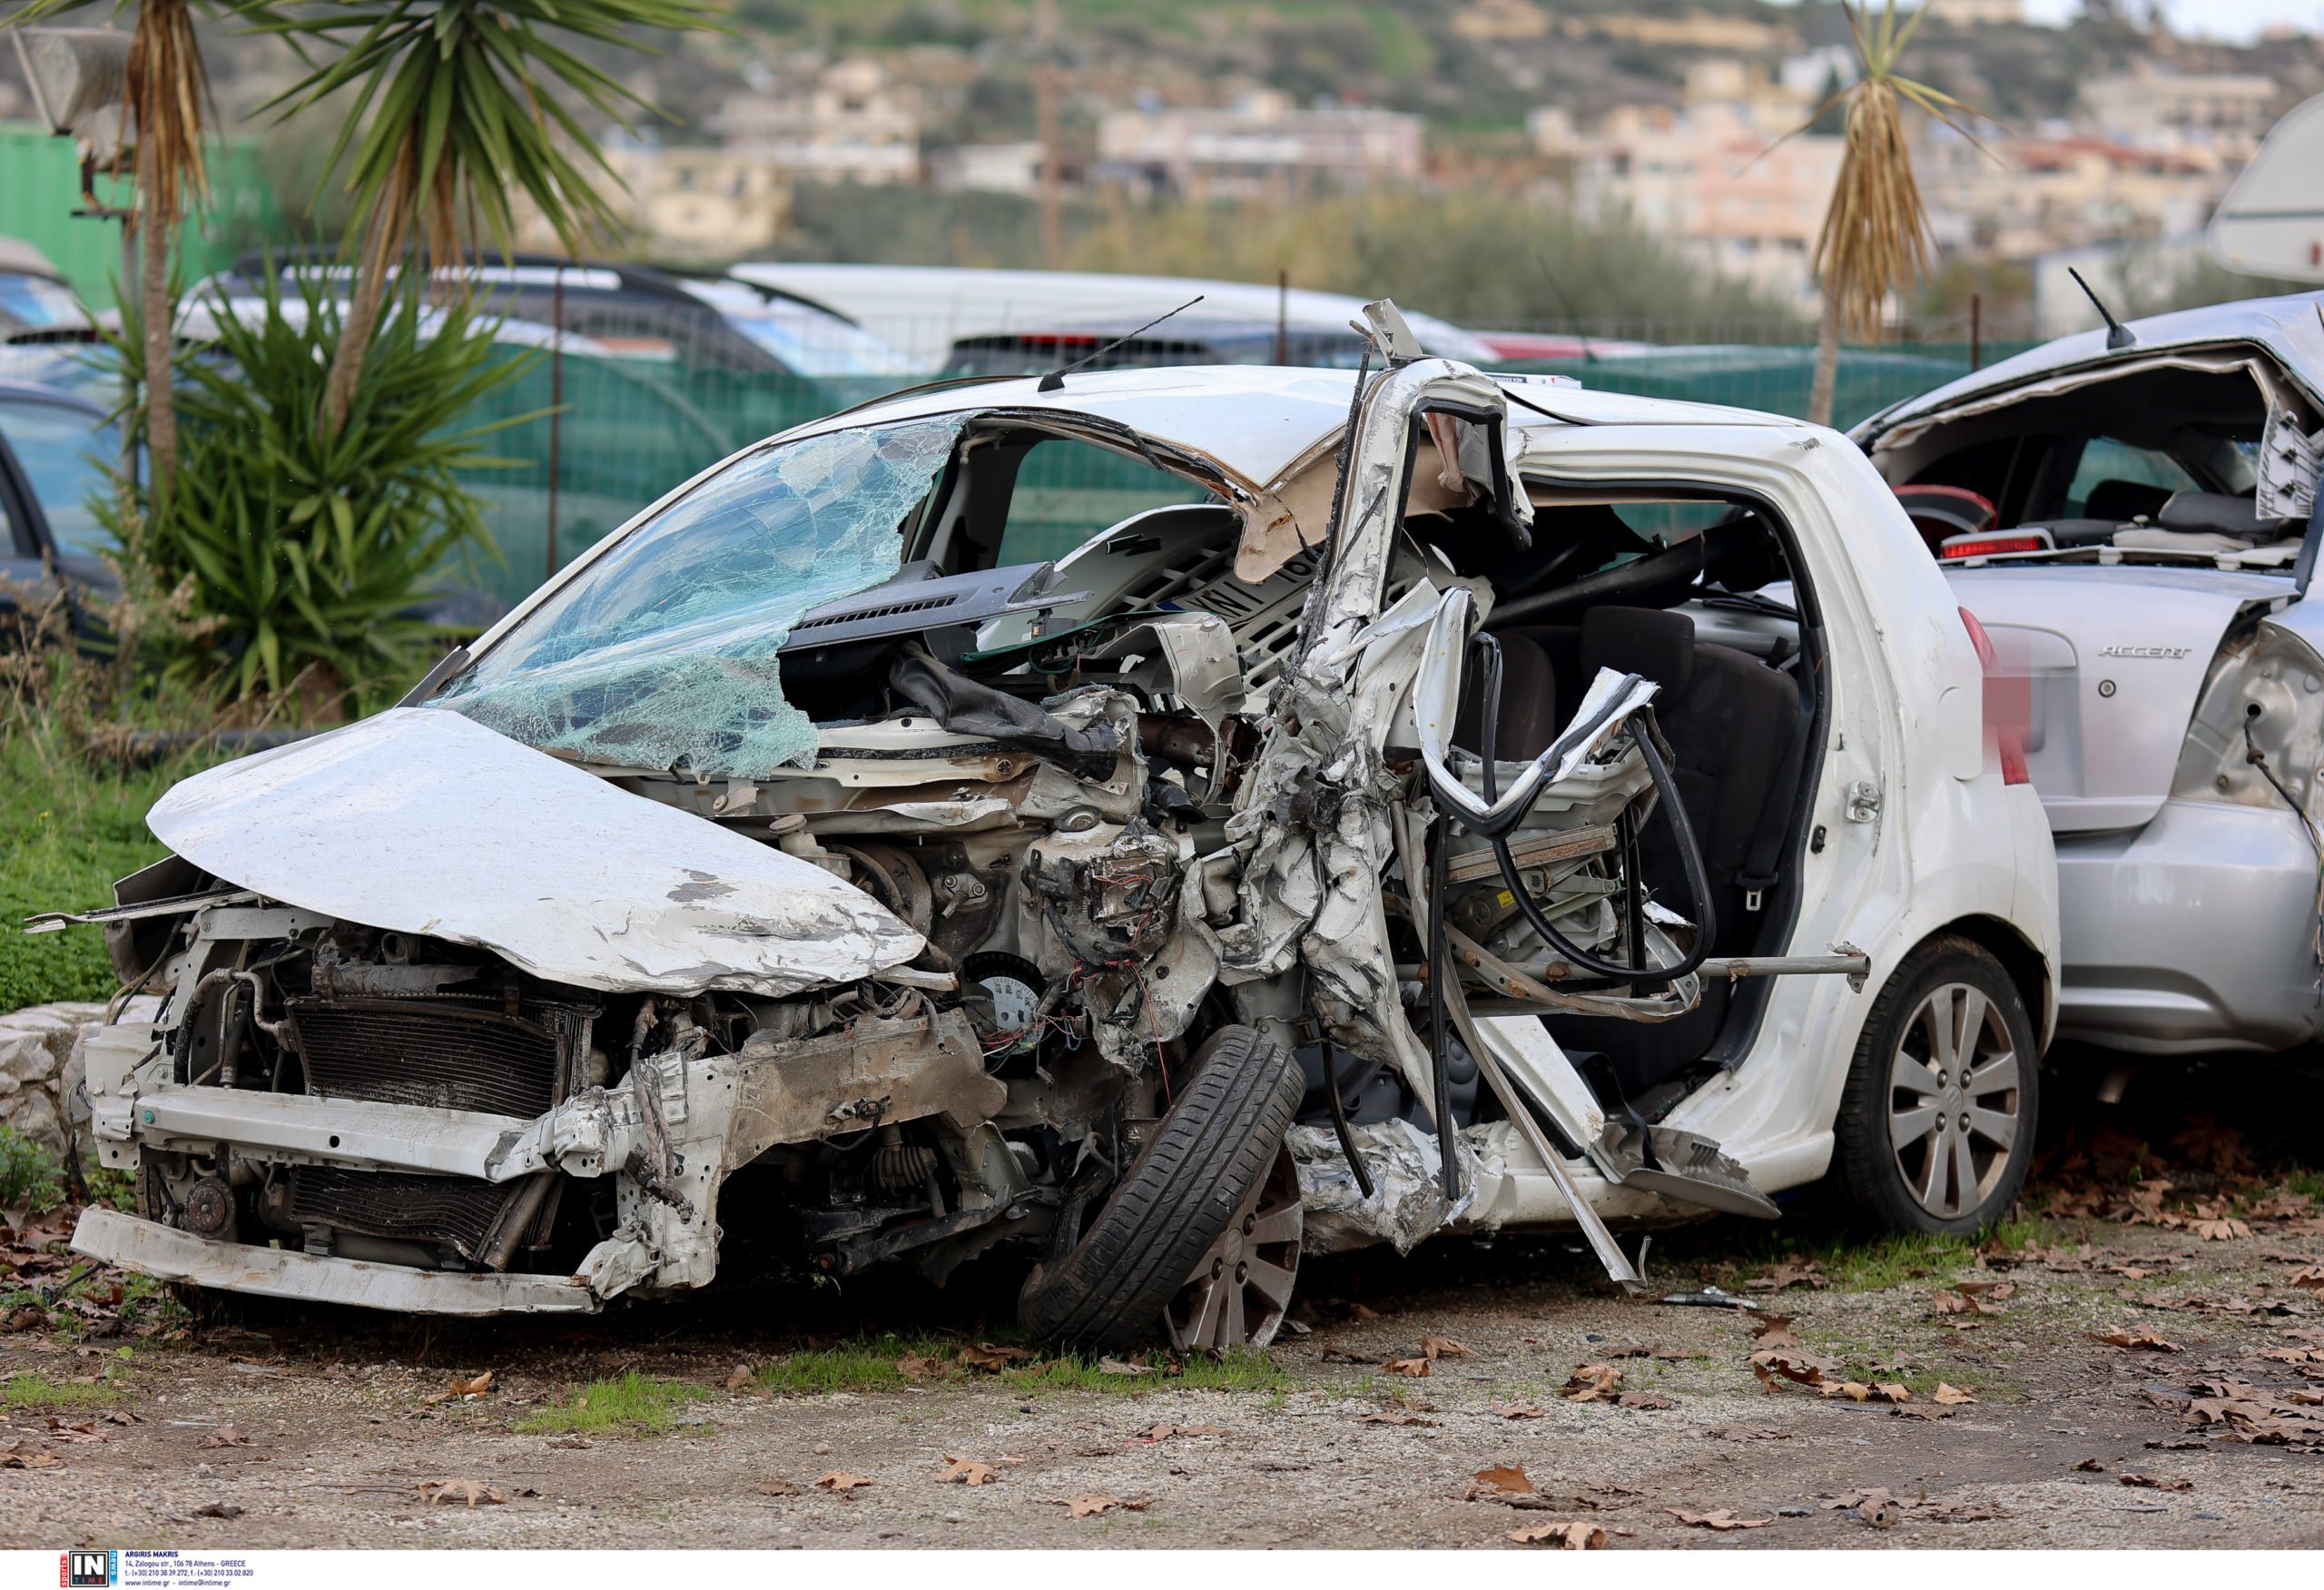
[{"left": 435, "top": 417, "right": 964, "bottom": 776}]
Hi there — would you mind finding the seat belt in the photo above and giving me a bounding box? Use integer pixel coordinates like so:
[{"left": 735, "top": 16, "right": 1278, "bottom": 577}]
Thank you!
[{"left": 1735, "top": 667, "right": 1814, "bottom": 915}]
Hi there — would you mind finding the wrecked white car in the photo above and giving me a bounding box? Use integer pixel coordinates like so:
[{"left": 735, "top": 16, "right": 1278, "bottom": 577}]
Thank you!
[
  {"left": 42, "top": 306, "right": 2058, "bottom": 1349},
  {"left": 1858, "top": 291, "right": 2324, "bottom": 1060}
]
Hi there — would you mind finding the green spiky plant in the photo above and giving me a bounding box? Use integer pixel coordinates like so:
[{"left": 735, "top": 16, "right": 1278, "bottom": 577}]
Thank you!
[
  {"left": 247, "top": 0, "right": 722, "bottom": 438},
  {"left": 108, "top": 272, "right": 528, "bottom": 712}
]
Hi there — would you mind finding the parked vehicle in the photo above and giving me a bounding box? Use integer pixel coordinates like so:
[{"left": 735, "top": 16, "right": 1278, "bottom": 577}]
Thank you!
[
  {"left": 202, "top": 255, "right": 917, "bottom": 380},
  {"left": 0, "top": 239, "right": 94, "bottom": 343},
  {"left": 47, "top": 306, "right": 2054, "bottom": 1349},
  {"left": 0, "top": 378, "right": 113, "bottom": 630},
  {"left": 729, "top": 262, "right": 1501, "bottom": 371},
  {"left": 940, "top": 310, "right": 1376, "bottom": 376},
  {"left": 1855, "top": 291, "right": 2324, "bottom": 1057}
]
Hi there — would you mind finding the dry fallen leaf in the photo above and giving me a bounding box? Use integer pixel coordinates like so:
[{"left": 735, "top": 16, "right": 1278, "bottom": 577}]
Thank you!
[
  {"left": 2093, "top": 1328, "right": 2182, "bottom": 1352},
  {"left": 2193, "top": 1219, "right": 2253, "bottom": 1242},
  {"left": 1748, "top": 1348, "right": 1827, "bottom": 1390},
  {"left": 958, "top": 1344, "right": 1033, "bottom": 1371},
  {"left": 1421, "top": 1336, "right": 1472, "bottom": 1359},
  {"left": 939, "top": 1457, "right": 1000, "bottom": 1486},
  {"left": 1564, "top": 1363, "right": 1623, "bottom": 1402},
  {"left": 1933, "top": 1383, "right": 1978, "bottom": 1405},
  {"left": 0, "top": 1444, "right": 61, "bottom": 1469},
  {"left": 192, "top": 1503, "right": 243, "bottom": 1520},
  {"left": 816, "top": 1472, "right": 875, "bottom": 1492},
  {"left": 2118, "top": 1472, "right": 2193, "bottom": 1491},
  {"left": 1472, "top": 1463, "right": 1535, "bottom": 1495},
  {"left": 1384, "top": 1358, "right": 1433, "bottom": 1378},
  {"left": 1057, "top": 1493, "right": 1147, "bottom": 1518},
  {"left": 1508, "top": 1520, "right": 1605, "bottom": 1548},
  {"left": 1668, "top": 1507, "right": 1774, "bottom": 1530},
  {"left": 416, "top": 1478, "right": 507, "bottom": 1508},
  {"left": 1494, "top": 1404, "right": 1547, "bottom": 1420},
  {"left": 2287, "top": 1264, "right": 2324, "bottom": 1291},
  {"left": 448, "top": 1370, "right": 494, "bottom": 1397},
  {"left": 199, "top": 1427, "right": 253, "bottom": 1449},
  {"left": 724, "top": 1364, "right": 754, "bottom": 1391},
  {"left": 895, "top": 1353, "right": 947, "bottom": 1381},
  {"left": 1618, "top": 1391, "right": 1677, "bottom": 1410},
  {"left": 1747, "top": 1312, "right": 1802, "bottom": 1348},
  {"left": 754, "top": 1479, "right": 803, "bottom": 1497}
]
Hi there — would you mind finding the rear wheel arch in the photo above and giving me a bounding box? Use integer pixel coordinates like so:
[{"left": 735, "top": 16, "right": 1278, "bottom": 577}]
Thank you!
[{"left": 1926, "top": 913, "right": 2053, "bottom": 1051}]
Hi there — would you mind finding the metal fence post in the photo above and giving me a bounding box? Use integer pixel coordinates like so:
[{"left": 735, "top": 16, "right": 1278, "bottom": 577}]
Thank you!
[{"left": 547, "top": 264, "right": 564, "bottom": 581}]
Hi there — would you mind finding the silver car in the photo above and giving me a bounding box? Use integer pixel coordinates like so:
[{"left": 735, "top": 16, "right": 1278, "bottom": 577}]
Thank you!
[{"left": 1856, "top": 293, "right": 2324, "bottom": 1058}]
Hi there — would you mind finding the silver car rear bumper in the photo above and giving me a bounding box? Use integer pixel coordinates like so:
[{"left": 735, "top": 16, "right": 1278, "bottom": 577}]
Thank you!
[{"left": 2056, "top": 797, "right": 2324, "bottom": 1054}]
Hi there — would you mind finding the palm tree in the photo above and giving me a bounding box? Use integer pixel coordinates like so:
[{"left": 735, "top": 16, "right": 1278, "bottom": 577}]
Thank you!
[
  {"left": 1799, "top": 2, "right": 1984, "bottom": 427},
  {"left": 250, "top": 0, "right": 719, "bottom": 436},
  {"left": 6, "top": 0, "right": 211, "bottom": 509}
]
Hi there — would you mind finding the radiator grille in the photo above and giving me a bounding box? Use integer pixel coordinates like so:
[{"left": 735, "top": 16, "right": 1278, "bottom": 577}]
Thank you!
[
  {"left": 286, "top": 1166, "right": 515, "bottom": 1260},
  {"left": 287, "top": 995, "right": 590, "bottom": 1119}
]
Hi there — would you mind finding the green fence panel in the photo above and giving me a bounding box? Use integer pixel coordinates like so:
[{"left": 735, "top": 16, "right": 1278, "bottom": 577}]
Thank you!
[{"left": 443, "top": 339, "right": 2037, "bottom": 610}]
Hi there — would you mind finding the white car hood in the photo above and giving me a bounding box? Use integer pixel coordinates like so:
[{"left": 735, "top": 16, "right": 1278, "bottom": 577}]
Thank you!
[{"left": 147, "top": 707, "right": 925, "bottom": 997}]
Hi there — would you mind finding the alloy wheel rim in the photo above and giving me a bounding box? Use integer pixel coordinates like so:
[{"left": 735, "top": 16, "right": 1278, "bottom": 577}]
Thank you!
[
  {"left": 1166, "top": 1145, "right": 1303, "bottom": 1352},
  {"left": 1887, "top": 981, "right": 2021, "bottom": 1220}
]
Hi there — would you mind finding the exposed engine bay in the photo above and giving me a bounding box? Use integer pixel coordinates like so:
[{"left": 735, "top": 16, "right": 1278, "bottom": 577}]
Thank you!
[{"left": 51, "top": 334, "right": 1863, "bottom": 1349}]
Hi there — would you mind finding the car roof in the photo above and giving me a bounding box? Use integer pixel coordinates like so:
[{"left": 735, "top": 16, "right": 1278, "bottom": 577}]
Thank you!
[
  {"left": 0, "top": 378, "right": 106, "bottom": 416},
  {"left": 777, "top": 363, "right": 1802, "bottom": 489},
  {"left": 1857, "top": 289, "right": 2324, "bottom": 439}
]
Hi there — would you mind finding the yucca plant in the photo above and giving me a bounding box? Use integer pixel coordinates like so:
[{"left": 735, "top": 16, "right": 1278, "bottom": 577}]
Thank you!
[
  {"left": 249, "top": 0, "right": 720, "bottom": 436},
  {"left": 5, "top": 0, "right": 213, "bottom": 507},
  {"left": 1799, "top": 2, "right": 1986, "bottom": 425},
  {"left": 113, "top": 273, "right": 529, "bottom": 713}
]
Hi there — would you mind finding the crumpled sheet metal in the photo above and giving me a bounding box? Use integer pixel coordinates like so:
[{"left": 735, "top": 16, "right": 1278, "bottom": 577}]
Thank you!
[
  {"left": 438, "top": 417, "right": 962, "bottom": 779},
  {"left": 1288, "top": 1119, "right": 1505, "bottom": 1256},
  {"left": 147, "top": 707, "right": 924, "bottom": 998}
]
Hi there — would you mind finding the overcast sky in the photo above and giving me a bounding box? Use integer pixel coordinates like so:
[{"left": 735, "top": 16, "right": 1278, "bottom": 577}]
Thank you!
[{"left": 2016, "top": 1, "right": 2319, "bottom": 41}]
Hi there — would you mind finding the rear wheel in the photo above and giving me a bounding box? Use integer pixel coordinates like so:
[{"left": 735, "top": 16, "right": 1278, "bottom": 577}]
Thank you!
[
  {"left": 1833, "top": 936, "right": 2037, "bottom": 1234},
  {"left": 1019, "top": 1025, "right": 1304, "bottom": 1354}
]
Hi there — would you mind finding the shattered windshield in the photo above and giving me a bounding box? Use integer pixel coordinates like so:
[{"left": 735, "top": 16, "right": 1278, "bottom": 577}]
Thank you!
[{"left": 436, "top": 416, "right": 964, "bottom": 776}]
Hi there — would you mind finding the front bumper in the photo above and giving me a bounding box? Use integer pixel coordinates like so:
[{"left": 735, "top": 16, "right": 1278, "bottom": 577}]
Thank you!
[{"left": 72, "top": 1208, "right": 601, "bottom": 1314}]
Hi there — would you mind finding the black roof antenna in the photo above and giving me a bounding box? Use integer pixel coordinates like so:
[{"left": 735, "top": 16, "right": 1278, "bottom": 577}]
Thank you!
[
  {"left": 2067, "top": 267, "right": 2136, "bottom": 351},
  {"left": 1038, "top": 295, "right": 1204, "bottom": 391}
]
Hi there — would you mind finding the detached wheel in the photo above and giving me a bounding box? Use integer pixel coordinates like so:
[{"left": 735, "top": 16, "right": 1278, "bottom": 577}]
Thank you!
[
  {"left": 1019, "top": 1025, "right": 1305, "bottom": 1354},
  {"left": 1834, "top": 936, "right": 2038, "bottom": 1234},
  {"left": 1167, "top": 1144, "right": 1302, "bottom": 1352}
]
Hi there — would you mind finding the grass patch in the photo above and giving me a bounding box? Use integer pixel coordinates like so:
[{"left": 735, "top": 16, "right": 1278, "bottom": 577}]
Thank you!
[
  {"left": 753, "top": 1334, "right": 1295, "bottom": 1397},
  {"left": 0, "top": 735, "right": 194, "bottom": 1012},
  {"left": 515, "top": 1372, "right": 714, "bottom": 1436},
  {"left": 4, "top": 1375, "right": 126, "bottom": 1411},
  {"left": 1712, "top": 1214, "right": 2043, "bottom": 1295},
  {"left": 2282, "top": 1169, "right": 2324, "bottom": 1203}
]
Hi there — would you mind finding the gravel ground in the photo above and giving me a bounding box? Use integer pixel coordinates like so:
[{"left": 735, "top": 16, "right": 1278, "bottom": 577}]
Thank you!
[{"left": 5, "top": 1204, "right": 2321, "bottom": 1550}]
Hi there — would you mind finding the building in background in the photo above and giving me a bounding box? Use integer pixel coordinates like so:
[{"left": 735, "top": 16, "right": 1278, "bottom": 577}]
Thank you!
[
  {"left": 2083, "top": 65, "right": 2283, "bottom": 161},
  {"left": 1094, "top": 91, "right": 1424, "bottom": 199},
  {"left": 1558, "top": 60, "right": 1841, "bottom": 312},
  {"left": 926, "top": 141, "right": 1047, "bottom": 196},
  {"left": 712, "top": 56, "right": 921, "bottom": 187},
  {"left": 519, "top": 143, "right": 792, "bottom": 262}
]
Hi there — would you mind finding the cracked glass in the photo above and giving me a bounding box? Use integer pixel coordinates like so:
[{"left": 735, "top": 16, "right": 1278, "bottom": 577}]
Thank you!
[{"left": 436, "top": 417, "right": 964, "bottom": 776}]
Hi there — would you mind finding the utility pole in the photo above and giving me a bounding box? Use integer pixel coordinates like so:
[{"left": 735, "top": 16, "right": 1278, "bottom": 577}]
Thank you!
[{"left": 1035, "top": 0, "right": 1062, "bottom": 269}]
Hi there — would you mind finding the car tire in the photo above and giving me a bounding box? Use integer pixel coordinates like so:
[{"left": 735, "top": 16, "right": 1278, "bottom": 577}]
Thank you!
[
  {"left": 1019, "top": 1024, "right": 1305, "bottom": 1354},
  {"left": 1833, "top": 935, "right": 2038, "bottom": 1235}
]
